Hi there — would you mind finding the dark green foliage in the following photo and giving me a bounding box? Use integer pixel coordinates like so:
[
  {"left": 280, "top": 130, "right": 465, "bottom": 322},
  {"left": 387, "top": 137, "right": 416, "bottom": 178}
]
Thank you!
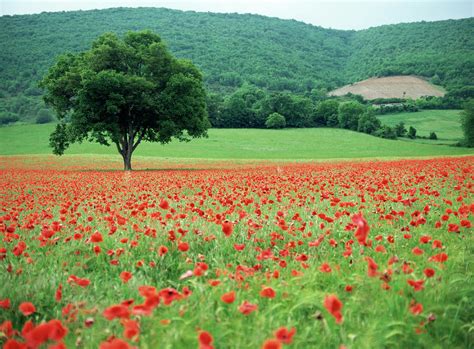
[
  {"left": 36, "top": 108, "right": 54, "bottom": 124},
  {"left": 375, "top": 100, "right": 419, "bottom": 115},
  {"left": 371, "top": 98, "right": 407, "bottom": 105},
  {"left": 0, "top": 112, "right": 19, "bottom": 125},
  {"left": 40, "top": 30, "right": 209, "bottom": 170},
  {"left": 358, "top": 109, "right": 381, "bottom": 134},
  {"left": 338, "top": 101, "right": 365, "bottom": 130},
  {"left": 265, "top": 112, "right": 286, "bottom": 129},
  {"left": 314, "top": 99, "right": 339, "bottom": 126},
  {"left": 395, "top": 122, "right": 407, "bottom": 137},
  {"left": 219, "top": 85, "right": 267, "bottom": 128},
  {"left": 408, "top": 126, "right": 417, "bottom": 139},
  {"left": 429, "top": 132, "right": 438, "bottom": 140},
  {"left": 206, "top": 93, "right": 225, "bottom": 128},
  {"left": 461, "top": 99, "right": 474, "bottom": 147},
  {"left": 261, "top": 93, "right": 314, "bottom": 127},
  {"left": 374, "top": 125, "right": 397, "bottom": 139},
  {"left": 0, "top": 9, "right": 472, "bottom": 122}
]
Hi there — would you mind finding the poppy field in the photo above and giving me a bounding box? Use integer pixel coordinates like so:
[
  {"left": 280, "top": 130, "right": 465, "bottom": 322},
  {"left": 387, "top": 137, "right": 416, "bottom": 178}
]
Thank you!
[{"left": 0, "top": 156, "right": 473, "bottom": 348}]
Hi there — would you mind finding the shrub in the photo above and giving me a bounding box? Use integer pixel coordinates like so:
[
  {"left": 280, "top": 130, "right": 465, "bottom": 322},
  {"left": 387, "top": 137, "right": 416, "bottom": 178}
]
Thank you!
[
  {"left": 374, "top": 125, "right": 397, "bottom": 139},
  {"left": 0, "top": 112, "right": 19, "bottom": 125},
  {"left": 394, "top": 122, "right": 407, "bottom": 137},
  {"left": 315, "top": 99, "right": 339, "bottom": 127},
  {"left": 429, "top": 132, "right": 438, "bottom": 140},
  {"left": 265, "top": 112, "right": 286, "bottom": 129},
  {"left": 36, "top": 108, "right": 54, "bottom": 124},
  {"left": 338, "top": 101, "right": 365, "bottom": 130},
  {"left": 408, "top": 126, "right": 417, "bottom": 139},
  {"left": 357, "top": 109, "right": 381, "bottom": 134}
]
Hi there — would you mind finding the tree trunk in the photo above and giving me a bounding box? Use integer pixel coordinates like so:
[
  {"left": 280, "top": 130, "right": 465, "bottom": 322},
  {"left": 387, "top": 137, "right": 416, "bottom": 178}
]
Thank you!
[
  {"left": 116, "top": 125, "right": 144, "bottom": 171},
  {"left": 123, "top": 151, "right": 132, "bottom": 171}
]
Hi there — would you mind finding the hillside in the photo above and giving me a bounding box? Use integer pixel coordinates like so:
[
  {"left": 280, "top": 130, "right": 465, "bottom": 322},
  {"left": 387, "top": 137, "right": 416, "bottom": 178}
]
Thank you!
[
  {"left": 0, "top": 124, "right": 472, "bottom": 159},
  {"left": 329, "top": 75, "right": 445, "bottom": 100},
  {"left": 0, "top": 8, "right": 473, "bottom": 122}
]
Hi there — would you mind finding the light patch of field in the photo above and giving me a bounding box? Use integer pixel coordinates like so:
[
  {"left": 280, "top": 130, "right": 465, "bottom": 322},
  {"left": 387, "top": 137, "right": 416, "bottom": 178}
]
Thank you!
[
  {"left": 377, "top": 109, "right": 463, "bottom": 143},
  {"left": 329, "top": 75, "right": 445, "bottom": 100}
]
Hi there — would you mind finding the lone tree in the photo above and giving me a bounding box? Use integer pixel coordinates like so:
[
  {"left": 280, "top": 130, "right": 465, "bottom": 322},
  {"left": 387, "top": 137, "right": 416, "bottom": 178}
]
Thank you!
[{"left": 40, "top": 31, "right": 210, "bottom": 170}]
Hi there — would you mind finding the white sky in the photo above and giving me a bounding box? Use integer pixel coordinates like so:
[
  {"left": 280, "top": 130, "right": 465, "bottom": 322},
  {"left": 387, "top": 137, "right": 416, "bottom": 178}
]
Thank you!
[{"left": 0, "top": 0, "right": 472, "bottom": 29}]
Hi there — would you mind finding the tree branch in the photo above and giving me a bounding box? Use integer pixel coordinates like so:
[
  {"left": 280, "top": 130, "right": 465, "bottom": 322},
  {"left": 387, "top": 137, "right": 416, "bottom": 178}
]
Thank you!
[
  {"left": 115, "top": 141, "right": 124, "bottom": 156},
  {"left": 132, "top": 129, "right": 146, "bottom": 152}
]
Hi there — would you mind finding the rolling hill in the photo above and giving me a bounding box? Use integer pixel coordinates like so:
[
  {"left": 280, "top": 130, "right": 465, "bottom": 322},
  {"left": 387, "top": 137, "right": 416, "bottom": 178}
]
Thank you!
[{"left": 0, "top": 8, "right": 473, "bottom": 122}]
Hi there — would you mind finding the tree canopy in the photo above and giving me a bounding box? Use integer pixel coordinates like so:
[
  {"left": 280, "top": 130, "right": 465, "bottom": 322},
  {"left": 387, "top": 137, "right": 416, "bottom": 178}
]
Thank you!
[{"left": 40, "top": 30, "right": 209, "bottom": 170}]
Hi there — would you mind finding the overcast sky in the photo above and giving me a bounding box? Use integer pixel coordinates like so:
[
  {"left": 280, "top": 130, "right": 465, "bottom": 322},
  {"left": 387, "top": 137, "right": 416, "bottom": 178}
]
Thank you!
[{"left": 1, "top": 0, "right": 472, "bottom": 29}]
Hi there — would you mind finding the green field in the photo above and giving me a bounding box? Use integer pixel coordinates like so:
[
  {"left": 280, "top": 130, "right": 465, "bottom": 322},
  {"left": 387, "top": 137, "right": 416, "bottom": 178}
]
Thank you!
[
  {"left": 0, "top": 124, "right": 472, "bottom": 160},
  {"left": 378, "top": 109, "right": 463, "bottom": 143}
]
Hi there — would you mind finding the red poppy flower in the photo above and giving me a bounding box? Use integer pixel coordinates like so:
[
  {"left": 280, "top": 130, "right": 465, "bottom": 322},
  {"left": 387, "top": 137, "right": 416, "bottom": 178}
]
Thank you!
[
  {"left": 233, "top": 243, "right": 245, "bottom": 251},
  {"left": 0, "top": 321, "right": 15, "bottom": 338},
  {"left": 178, "top": 242, "right": 189, "bottom": 252},
  {"left": 412, "top": 247, "right": 424, "bottom": 255},
  {"left": 323, "top": 295, "right": 343, "bottom": 324},
  {"left": 260, "top": 287, "right": 276, "bottom": 299},
  {"left": 159, "top": 288, "right": 182, "bottom": 305},
  {"left": 0, "top": 298, "right": 11, "bottom": 309},
  {"left": 67, "top": 275, "right": 91, "bottom": 287},
  {"left": 159, "top": 199, "right": 170, "bottom": 210},
  {"left": 429, "top": 252, "right": 448, "bottom": 262},
  {"left": 274, "top": 326, "right": 296, "bottom": 344},
  {"left": 262, "top": 339, "right": 282, "bottom": 349},
  {"left": 120, "top": 271, "right": 133, "bottom": 284},
  {"left": 103, "top": 304, "right": 131, "bottom": 320},
  {"left": 221, "top": 291, "right": 236, "bottom": 304},
  {"left": 409, "top": 302, "right": 423, "bottom": 315},
  {"left": 122, "top": 319, "right": 140, "bottom": 340},
  {"left": 19, "top": 302, "right": 35, "bottom": 316},
  {"left": 238, "top": 300, "right": 258, "bottom": 315},
  {"left": 55, "top": 284, "right": 62, "bottom": 302},
  {"left": 319, "top": 263, "right": 332, "bottom": 273},
  {"left": 24, "top": 319, "right": 68, "bottom": 348},
  {"left": 99, "top": 338, "right": 133, "bottom": 349},
  {"left": 407, "top": 279, "right": 425, "bottom": 292},
  {"left": 198, "top": 330, "right": 214, "bottom": 349},
  {"left": 158, "top": 245, "right": 168, "bottom": 256},
  {"left": 222, "top": 221, "right": 233, "bottom": 237},
  {"left": 365, "top": 257, "right": 378, "bottom": 277},
  {"left": 90, "top": 231, "right": 103, "bottom": 243},
  {"left": 351, "top": 213, "right": 370, "bottom": 246},
  {"left": 4, "top": 339, "right": 27, "bottom": 349},
  {"left": 423, "top": 268, "right": 435, "bottom": 278}
]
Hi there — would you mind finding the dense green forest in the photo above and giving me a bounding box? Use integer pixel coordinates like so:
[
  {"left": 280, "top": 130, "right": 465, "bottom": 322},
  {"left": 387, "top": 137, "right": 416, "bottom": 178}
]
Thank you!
[{"left": 0, "top": 7, "right": 473, "bottom": 123}]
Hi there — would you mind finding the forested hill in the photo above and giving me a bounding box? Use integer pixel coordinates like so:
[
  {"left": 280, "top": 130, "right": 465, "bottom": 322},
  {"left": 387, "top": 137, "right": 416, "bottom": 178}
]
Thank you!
[{"left": 0, "top": 7, "right": 473, "bottom": 122}]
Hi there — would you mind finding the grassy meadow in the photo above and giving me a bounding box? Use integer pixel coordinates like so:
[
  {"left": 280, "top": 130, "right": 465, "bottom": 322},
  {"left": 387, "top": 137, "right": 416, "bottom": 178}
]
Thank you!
[{"left": 0, "top": 124, "right": 472, "bottom": 161}]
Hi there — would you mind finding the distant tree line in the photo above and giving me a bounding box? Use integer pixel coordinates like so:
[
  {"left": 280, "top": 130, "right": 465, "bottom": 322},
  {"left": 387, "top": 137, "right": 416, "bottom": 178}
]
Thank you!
[{"left": 207, "top": 85, "right": 403, "bottom": 140}]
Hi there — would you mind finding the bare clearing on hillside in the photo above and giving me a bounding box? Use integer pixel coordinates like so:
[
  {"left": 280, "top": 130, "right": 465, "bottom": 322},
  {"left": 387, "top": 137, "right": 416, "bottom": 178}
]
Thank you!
[{"left": 329, "top": 75, "right": 445, "bottom": 100}]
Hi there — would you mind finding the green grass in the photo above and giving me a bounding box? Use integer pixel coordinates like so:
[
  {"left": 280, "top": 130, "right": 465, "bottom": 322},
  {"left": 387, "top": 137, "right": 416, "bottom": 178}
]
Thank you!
[
  {"left": 377, "top": 109, "right": 463, "bottom": 143},
  {"left": 0, "top": 124, "right": 472, "bottom": 160}
]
